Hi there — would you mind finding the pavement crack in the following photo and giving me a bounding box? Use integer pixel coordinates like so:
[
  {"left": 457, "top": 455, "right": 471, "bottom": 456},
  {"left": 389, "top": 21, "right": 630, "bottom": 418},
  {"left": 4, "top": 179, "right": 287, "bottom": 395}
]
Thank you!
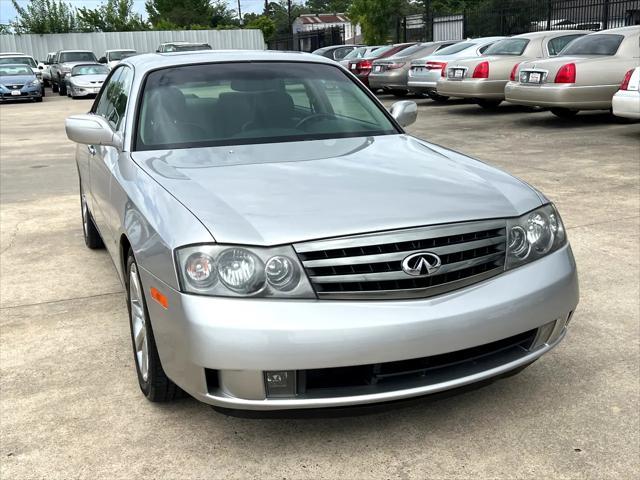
[
  {"left": 0, "top": 220, "right": 25, "bottom": 256},
  {"left": 0, "top": 290, "right": 124, "bottom": 311}
]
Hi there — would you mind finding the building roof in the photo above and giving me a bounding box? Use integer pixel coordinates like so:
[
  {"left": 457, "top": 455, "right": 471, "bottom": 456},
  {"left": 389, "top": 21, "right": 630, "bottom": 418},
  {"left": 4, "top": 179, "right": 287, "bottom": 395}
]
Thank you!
[{"left": 298, "top": 13, "right": 349, "bottom": 24}]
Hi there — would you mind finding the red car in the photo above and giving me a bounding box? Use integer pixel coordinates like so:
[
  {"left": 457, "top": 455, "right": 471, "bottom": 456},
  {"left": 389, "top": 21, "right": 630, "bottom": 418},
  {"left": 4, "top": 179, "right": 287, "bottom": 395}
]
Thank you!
[{"left": 348, "top": 43, "right": 416, "bottom": 87}]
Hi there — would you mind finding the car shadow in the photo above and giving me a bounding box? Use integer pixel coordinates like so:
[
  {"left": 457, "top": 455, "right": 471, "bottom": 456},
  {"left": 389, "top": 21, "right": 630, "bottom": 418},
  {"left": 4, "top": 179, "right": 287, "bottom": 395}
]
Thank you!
[
  {"left": 517, "top": 111, "right": 637, "bottom": 129},
  {"left": 449, "top": 103, "right": 539, "bottom": 116}
]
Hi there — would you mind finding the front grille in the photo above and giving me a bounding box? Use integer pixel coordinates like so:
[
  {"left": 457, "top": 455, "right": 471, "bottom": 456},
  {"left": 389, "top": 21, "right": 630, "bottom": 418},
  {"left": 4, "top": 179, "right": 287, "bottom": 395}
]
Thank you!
[
  {"left": 295, "top": 219, "right": 507, "bottom": 300},
  {"left": 296, "top": 329, "right": 537, "bottom": 397}
]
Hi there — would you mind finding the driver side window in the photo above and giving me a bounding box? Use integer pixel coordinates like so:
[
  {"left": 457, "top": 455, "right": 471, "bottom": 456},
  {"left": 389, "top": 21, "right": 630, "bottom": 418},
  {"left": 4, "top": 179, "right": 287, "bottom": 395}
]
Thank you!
[{"left": 94, "top": 66, "right": 133, "bottom": 131}]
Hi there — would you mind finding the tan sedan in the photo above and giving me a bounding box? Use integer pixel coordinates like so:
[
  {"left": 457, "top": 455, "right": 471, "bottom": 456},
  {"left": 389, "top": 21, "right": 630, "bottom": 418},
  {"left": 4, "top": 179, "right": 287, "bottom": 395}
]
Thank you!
[
  {"left": 505, "top": 26, "right": 640, "bottom": 117},
  {"left": 436, "top": 30, "right": 589, "bottom": 108}
]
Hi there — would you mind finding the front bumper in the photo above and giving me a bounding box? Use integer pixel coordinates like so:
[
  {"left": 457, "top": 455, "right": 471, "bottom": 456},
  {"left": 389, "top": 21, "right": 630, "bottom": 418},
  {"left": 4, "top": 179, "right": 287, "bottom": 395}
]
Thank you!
[
  {"left": 0, "top": 88, "right": 41, "bottom": 101},
  {"left": 504, "top": 81, "right": 618, "bottom": 110},
  {"left": 612, "top": 90, "right": 640, "bottom": 119},
  {"left": 140, "top": 244, "right": 578, "bottom": 410},
  {"left": 69, "top": 85, "right": 101, "bottom": 97},
  {"left": 436, "top": 78, "right": 507, "bottom": 99}
]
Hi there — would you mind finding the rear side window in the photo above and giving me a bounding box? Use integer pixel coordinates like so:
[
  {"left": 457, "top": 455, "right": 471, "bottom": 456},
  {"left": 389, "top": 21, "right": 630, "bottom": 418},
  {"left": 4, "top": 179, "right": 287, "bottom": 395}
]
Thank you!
[
  {"left": 484, "top": 38, "right": 529, "bottom": 55},
  {"left": 560, "top": 34, "right": 624, "bottom": 55},
  {"left": 548, "top": 34, "right": 584, "bottom": 55}
]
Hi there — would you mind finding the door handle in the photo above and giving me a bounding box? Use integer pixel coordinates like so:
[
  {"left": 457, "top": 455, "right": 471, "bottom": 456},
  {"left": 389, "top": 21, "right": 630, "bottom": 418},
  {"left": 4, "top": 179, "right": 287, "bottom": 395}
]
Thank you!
[{"left": 87, "top": 145, "right": 96, "bottom": 156}]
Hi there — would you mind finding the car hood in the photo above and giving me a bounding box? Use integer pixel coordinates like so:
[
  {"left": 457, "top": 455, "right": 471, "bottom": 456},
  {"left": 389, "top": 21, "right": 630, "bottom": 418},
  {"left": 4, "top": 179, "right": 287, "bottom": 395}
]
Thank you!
[
  {"left": 131, "top": 135, "right": 542, "bottom": 245},
  {"left": 0, "top": 75, "right": 35, "bottom": 85},
  {"left": 70, "top": 74, "right": 107, "bottom": 85}
]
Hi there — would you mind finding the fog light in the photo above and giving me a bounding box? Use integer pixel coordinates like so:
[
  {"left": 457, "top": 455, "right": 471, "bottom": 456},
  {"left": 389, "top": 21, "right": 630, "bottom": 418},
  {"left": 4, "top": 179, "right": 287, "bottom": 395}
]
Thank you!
[
  {"left": 530, "top": 320, "right": 557, "bottom": 350},
  {"left": 264, "top": 370, "right": 297, "bottom": 398}
]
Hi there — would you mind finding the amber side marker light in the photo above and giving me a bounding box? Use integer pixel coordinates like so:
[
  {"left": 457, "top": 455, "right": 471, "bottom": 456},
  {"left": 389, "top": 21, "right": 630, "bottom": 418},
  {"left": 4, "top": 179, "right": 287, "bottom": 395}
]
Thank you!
[{"left": 150, "top": 287, "right": 169, "bottom": 309}]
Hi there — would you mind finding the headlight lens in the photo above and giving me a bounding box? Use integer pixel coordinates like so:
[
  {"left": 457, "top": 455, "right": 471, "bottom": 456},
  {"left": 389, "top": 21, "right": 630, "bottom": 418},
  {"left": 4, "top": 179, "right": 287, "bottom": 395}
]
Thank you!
[
  {"left": 176, "top": 245, "right": 315, "bottom": 298},
  {"left": 506, "top": 204, "right": 566, "bottom": 269},
  {"left": 30, "top": 79, "right": 40, "bottom": 86}
]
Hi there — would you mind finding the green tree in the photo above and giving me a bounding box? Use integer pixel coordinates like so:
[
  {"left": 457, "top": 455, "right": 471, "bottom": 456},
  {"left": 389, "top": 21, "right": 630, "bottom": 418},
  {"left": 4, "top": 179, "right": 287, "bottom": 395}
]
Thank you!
[
  {"left": 78, "top": 0, "right": 148, "bottom": 32},
  {"left": 267, "top": 0, "right": 309, "bottom": 34},
  {"left": 246, "top": 15, "right": 276, "bottom": 41},
  {"left": 0, "top": 24, "right": 12, "bottom": 34},
  {"left": 10, "top": 0, "right": 78, "bottom": 34},
  {"left": 305, "top": 0, "right": 353, "bottom": 13},
  {"left": 145, "top": 0, "right": 214, "bottom": 28},
  {"left": 348, "top": 0, "right": 404, "bottom": 44},
  {"left": 211, "top": 0, "right": 239, "bottom": 27}
]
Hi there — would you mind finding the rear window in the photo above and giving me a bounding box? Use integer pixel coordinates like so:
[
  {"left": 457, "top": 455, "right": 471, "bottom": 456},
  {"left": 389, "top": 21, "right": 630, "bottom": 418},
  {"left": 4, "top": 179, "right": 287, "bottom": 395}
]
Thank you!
[
  {"left": 60, "top": 52, "right": 97, "bottom": 63},
  {"left": 0, "top": 56, "right": 36, "bottom": 68},
  {"left": 560, "top": 34, "right": 624, "bottom": 55},
  {"left": 344, "top": 46, "right": 377, "bottom": 60},
  {"left": 390, "top": 43, "right": 426, "bottom": 57},
  {"left": 547, "top": 34, "right": 584, "bottom": 55},
  {"left": 135, "top": 62, "right": 398, "bottom": 151},
  {"left": 431, "top": 42, "right": 474, "bottom": 56},
  {"left": 365, "top": 45, "right": 393, "bottom": 59},
  {"left": 484, "top": 38, "right": 529, "bottom": 55}
]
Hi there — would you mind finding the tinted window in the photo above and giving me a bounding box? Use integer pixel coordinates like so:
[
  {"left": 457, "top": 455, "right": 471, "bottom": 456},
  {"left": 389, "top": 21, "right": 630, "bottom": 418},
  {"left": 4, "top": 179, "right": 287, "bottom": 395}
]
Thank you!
[
  {"left": 344, "top": 46, "right": 370, "bottom": 60},
  {"left": 431, "top": 42, "right": 474, "bottom": 56},
  {"left": 548, "top": 34, "right": 584, "bottom": 55},
  {"left": 94, "top": 66, "right": 132, "bottom": 131},
  {"left": 560, "top": 34, "right": 624, "bottom": 55},
  {"left": 107, "top": 51, "right": 135, "bottom": 61},
  {"left": 0, "top": 56, "right": 37, "bottom": 68},
  {"left": 484, "top": 38, "right": 529, "bottom": 55},
  {"left": 390, "top": 44, "right": 425, "bottom": 57},
  {"left": 60, "top": 52, "right": 97, "bottom": 63},
  {"left": 365, "top": 45, "right": 394, "bottom": 59},
  {"left": 135, "top": 62, "right": 398, "bottom": 151},
  {"left": 334, "top": 47, "right": 354, "bottom": 60},
  {"left": 165, "top": 44, "right": 211, "bottom": 52}
]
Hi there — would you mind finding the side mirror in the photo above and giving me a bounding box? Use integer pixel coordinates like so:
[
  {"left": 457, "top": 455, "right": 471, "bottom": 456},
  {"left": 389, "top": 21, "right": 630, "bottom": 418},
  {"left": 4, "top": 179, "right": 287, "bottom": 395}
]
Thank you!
[
  {"left": 389, "top": 100, "right": 418, "bottom": 127},
  {"left": 65, "top": 114, "right": 122, "bottom": 149},
  {"left": 38, "top": 64, "right": 44, "bottom": 69},
  {"left": 98, "top": 56, "right": 107, "bottom": 63}
]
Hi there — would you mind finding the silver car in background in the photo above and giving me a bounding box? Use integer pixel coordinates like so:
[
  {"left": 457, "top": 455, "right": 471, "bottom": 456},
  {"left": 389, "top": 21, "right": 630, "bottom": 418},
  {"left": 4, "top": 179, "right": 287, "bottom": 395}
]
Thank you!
[
  {"left": 339, "top": 45, "right": 383, "bottom": 67},
  {"left": 64, "top": 51, "right": 578, "bottom": 411},
  {"left": 407, "top": 36, "right": 506, "bottom": 101},
  {"left": 505, "top": 26, "right": 640, "bottom": 117},
  {"left": 369, "top": 41, "right": 458, "bottom": 95},
  {"left": 437, "top": 30, "right": 589, "bottom": 108},
  {"left": 65, "top": 63, "right": 109, "bottom": 99}
]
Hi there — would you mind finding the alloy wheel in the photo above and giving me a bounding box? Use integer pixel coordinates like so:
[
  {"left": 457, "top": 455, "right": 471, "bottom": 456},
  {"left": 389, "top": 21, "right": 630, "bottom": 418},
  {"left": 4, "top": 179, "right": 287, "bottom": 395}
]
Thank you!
[{"left": 129, "top": 264, "right": 149, "bottom": 382}]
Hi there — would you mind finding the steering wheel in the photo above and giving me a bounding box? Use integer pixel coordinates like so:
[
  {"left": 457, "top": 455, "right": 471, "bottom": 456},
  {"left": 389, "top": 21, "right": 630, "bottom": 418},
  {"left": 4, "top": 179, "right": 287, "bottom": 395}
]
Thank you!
[{"left": 296, "top": 113, "right": 336, "bottom": 129}]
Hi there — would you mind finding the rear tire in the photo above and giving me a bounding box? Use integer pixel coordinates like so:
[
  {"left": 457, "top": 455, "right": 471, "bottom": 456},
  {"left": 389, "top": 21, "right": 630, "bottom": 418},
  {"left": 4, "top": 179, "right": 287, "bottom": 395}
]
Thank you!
[
  {"left": 126, "top": 251, "right": 181, "bottom": 402},
  {"left": 59, "top": 83, "right": 67, "bottom": 96},
  {"left": 80, "top": 191, "right": 104, "bottom": 249},
  {"left": 35, "top": 97, "right": 43, "bottom": 103},
  {"left": 550, "top": 108, "right": 579, "bottom": 118},
  {"left": 52, "top": 82, "right": 58, "bottom": 93},
  {"left": 427, "top": 91, "right": 450, "bottom": 103},
  {"left": 390, "top": 89, "right": 409, "bottom": 98},
  {"left": 477, "top": 99, "right": 502, "bottom": 109}
]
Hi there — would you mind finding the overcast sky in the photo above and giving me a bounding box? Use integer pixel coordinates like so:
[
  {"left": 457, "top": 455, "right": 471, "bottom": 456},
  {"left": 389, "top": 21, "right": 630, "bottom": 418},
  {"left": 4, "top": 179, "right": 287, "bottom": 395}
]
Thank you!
[{"left": 0, "top": 0, "right": 270, "bottom": 24}]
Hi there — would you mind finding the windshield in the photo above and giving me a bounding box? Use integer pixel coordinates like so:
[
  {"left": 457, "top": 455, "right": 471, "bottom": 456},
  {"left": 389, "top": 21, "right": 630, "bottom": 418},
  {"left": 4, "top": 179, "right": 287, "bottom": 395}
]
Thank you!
[
  {"left": 0, "top": 56, "right": 37, "bottom": 68},
  {"left": 136, "top": 62, "right": 398, "bottom": 151},
  {"left": 72, "top": 64, "right": 109, "bottom": 76},
  {"left": 431, "top": 42, "right": 474, "bottom": 56},
  {"left": 560, "top": 34, "right": 623, "bottom": 55},
  {"left": 484, "top": 38, "right": 529, "bottom": 55},
  {"left": 166, "top": 44, "right": 212, "bottom": 52},
  {"left": 60, "top": 52, "right": 97, "bottom": 63},
  {"left": 108, "top": 51, "right": 136, "bottom": 61},
  {"left": 0, "top": 65, "right": 33, "bottom": 76}
]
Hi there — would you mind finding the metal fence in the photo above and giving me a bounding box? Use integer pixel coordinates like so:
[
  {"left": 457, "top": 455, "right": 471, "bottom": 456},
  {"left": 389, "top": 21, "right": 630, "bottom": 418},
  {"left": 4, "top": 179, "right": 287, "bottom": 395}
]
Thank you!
[
  {"left": 268, "top": 26, "right": 345, "bottom": 52},
  {"left": 402, "top": 0, "right": 640, "bottom": 43},
  {"left": 0, "top": 29, "right": 266, "bottom": 61}
]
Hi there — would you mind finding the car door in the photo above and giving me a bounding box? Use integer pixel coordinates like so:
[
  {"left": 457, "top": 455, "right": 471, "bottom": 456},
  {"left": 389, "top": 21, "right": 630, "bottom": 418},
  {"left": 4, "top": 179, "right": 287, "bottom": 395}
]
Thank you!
[{"left": 89, "top": 66, "right": 131, "bottom": 250}]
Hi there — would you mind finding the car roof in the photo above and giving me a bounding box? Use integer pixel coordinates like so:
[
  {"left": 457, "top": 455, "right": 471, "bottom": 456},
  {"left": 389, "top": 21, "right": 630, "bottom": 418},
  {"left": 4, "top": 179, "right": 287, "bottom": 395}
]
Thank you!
[
  {"left": 58, "top": 50, "right": 95, "bottom": 53},
  {"left": 123, "top": 50, "right": 338, "bottom": 72},
  {"left": 513, "top": 29, "right": 590, "bottom": 39},
  {"left": 0, "top": 52, "right": 33, "bottom": 57},
  {"left": 106, "top": 49, "right": 136, "bottom": 52},
  {"left": 589, "top": 25, "right": 640, "bottom": 36}
]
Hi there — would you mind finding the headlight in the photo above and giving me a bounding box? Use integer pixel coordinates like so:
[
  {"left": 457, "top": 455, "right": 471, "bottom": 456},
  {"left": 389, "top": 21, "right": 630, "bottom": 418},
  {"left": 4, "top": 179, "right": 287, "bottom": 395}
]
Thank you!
[
  {"left": 176, "top": 245, "right": 315, "bottom": 298},
  {"left": 30, "top": 79, "right": 40, "bottom": 86},
  {"left": 506, "top": 204, "right": 567, "bottom": 270}
]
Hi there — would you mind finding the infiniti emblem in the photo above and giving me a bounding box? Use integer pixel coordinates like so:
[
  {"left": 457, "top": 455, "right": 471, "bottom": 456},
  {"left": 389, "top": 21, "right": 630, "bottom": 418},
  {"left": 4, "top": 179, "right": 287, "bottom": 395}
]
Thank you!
[{"left": 401, "top": 252, "right": 442, "bottom": 276}]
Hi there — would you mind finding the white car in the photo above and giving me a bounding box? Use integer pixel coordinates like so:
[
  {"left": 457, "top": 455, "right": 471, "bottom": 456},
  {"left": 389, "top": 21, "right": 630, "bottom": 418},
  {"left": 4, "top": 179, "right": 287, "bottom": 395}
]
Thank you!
[
  {"left": 0, "top": 52, "right": 43, "bottom": 81},
  {"left": 612, "top": 67, "right": 640, "bottom": 119},
  {"left": 99, "top": 49, "right": 137, "bottom": 70},
  {"left": 42, "top": 52, "right": 57, "bottom": 86}
]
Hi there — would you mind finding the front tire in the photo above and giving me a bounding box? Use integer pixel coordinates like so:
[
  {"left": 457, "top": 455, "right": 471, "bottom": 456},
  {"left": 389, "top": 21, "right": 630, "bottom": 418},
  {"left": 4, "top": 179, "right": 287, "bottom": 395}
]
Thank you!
[
  {"left": 551, "top": 108, "right": 579, "bottom": 118},
  {"left": 126, "top": 251, "right": 181, "bottom": 402},
  {"left": 51, "top": 81, "right": 58, "bottom": 93},
  {"left": 80, "top": 192, "right": 104, "bottom": 249},
  {"left": 59, "top": 83, "right": 67, "bottom": 96}
]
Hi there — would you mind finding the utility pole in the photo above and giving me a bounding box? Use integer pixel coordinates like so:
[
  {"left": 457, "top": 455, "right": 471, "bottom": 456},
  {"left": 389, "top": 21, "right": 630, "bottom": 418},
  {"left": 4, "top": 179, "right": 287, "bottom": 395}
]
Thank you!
[
  {"left": 288, "top": 0, "right": 293, "bottom": 34},
  {"left": 237, "top": 0, "right": 242, "bottom": 24},
  {"left": 264, "top": 0, "right": 269, "bottom": 16}
]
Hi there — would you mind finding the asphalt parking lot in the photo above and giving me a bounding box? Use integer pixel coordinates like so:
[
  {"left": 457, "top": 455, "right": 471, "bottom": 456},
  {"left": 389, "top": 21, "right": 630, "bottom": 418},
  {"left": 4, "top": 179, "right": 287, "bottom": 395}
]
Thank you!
[{"left": 1, "top": 91, "right": 638, "bottom": 479}]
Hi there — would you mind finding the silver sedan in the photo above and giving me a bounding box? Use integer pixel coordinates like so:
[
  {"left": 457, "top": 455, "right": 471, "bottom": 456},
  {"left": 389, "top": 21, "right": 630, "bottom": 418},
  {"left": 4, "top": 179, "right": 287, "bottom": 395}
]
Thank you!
[
  {"left": 65, "top": 63, "right": 109, "bottom": 98},
  {"left": 65, "top": 51, "right": 578, "bottom": 411}
]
